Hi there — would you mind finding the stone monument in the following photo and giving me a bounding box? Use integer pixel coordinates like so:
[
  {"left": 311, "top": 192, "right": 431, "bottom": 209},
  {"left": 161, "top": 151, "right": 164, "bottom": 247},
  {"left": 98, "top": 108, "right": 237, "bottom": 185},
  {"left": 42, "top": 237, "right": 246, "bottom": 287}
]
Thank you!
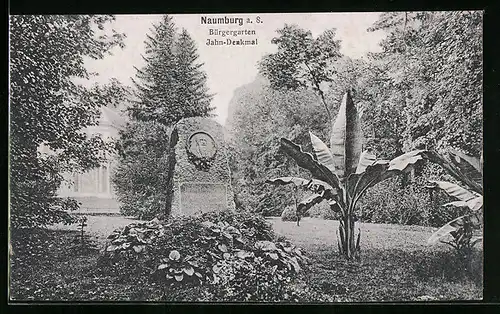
[{"left": 165, "top": 117, "right": 236, "bottom": 217}]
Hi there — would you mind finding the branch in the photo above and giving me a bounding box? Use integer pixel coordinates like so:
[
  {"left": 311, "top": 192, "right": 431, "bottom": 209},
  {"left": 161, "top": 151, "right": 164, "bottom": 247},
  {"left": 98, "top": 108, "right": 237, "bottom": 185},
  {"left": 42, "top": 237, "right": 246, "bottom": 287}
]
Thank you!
[{"left": 303, "top": 62, "right": 332, "bottom": 120}]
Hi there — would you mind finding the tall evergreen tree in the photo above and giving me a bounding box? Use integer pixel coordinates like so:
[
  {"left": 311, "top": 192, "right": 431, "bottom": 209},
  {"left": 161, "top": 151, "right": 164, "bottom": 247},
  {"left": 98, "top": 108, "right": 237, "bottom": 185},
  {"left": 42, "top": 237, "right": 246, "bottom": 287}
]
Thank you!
[
  {"left": 129, "top": 16, "right": 213, "bottom": 125},
  {"left": 129, "top": 15, "right": 177, "bottom": 124},
  {"left": 113, "top": 17, "right": 213, "bottom": 219},
  {"left": 173, "top": 28, "right": 214, "bottom": 120}
]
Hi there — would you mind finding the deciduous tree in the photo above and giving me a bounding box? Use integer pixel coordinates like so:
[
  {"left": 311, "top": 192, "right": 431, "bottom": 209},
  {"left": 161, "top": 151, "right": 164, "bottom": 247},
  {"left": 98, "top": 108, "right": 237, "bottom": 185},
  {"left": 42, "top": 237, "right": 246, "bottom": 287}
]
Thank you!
[{"left": 9, "top": 15, "right": 126, "bottom": 228}]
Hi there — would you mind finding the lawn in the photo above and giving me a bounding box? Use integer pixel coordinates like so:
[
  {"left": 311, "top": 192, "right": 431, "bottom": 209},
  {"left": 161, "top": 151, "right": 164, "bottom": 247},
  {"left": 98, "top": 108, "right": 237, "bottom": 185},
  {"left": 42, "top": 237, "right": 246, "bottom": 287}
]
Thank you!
[
  {"left": 269, "top": 217, "right": 482, "bottom": 302},
  {"left": 9, "top": 216, "right": 482, "bottom": 302}
]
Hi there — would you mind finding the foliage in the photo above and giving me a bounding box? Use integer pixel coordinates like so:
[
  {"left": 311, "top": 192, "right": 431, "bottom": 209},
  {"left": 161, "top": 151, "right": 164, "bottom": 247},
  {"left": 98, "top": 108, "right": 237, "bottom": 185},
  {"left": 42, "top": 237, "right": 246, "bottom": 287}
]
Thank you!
[
  {"left": 281, "top": 205, "right": 298, "bottom": 222},
  {"left": 100, "top": 210, "right": 313, "bottom": 301},
  {"left": 128, "top": 15, "right": 213, "bottom": 125},
  {"left": 156, "top": 249, "right": 204, "bottom": 285},
  {"left": 268, "top": 91, "right": 427, "bottom": 260},
  {"left": 367, "top": 11, "right": 483, "bottom": 156},
  {"left": 112, "top": 121, "right": 171, "bottom": 220},
  {"left": 307, "top": 202, "right": 338, "bottom": 220},
  {"left": 226, "top": 76, "right": 330, "bottom": 216},
  {"left": 259, "top": 24, "right": 342, "bottom": 119},
  {"left": 105, "top": 218, "right": 165, "bottom": 254},
  {"left": 196, "top": 238, "right": 308, "bottom": 302},
  {"left": 9, "top": 15, "right": 126, "bottom": 228},
  {"left": 422, "top": 149, "right": 483, "bottom": 262},
  {"left": 358, "top": 177, "right": 430, "bottom": 225}
]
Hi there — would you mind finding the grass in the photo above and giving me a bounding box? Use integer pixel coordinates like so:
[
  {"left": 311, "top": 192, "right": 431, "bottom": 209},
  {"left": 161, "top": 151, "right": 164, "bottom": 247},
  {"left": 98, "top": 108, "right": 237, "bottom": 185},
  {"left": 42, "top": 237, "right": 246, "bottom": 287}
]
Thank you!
[
  {"left": 270, "top": 217, "right": 483, "bottom": 301},
  {"left": 9, "top": 228, "right": 161, "bottom": 301},
  {"left": 9, "top": 216, "right": 483, "bottom": 302}
]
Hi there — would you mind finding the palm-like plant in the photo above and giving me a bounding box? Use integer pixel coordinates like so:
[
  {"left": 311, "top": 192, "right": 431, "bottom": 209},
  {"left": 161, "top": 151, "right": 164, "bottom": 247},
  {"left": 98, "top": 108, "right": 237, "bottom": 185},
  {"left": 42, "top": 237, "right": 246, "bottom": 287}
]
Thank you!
[
  {"left": 267, "top": 91, "right": 426, "bottom": 260},
  {"left": 423, "top": 149, "right": 483, "bottom": 253}
]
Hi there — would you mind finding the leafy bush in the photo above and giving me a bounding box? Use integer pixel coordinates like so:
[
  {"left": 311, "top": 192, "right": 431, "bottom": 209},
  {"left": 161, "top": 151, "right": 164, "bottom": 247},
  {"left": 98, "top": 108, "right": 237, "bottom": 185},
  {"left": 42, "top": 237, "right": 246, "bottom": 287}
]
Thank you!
[
  {"left": 307, "top": 201, "right": 338, "bottom": 220},
  {"left": 100, "top": 210, "right": 320, "bottom": 301},
  {"left": 358, "top": 178, "right": 431, "bottom": 225},
  {"left": 112, "top": 121, "right": 171, "bottom": 220},
  {"left": 354, "top": 165, "right": 470, "bottom": 229},
  {"left": 356, "top": 175, "right": 459, "bottom": 227},
  {"left": 105, "top": 218, "right": 165, "bottom": 254},
  {"left": 281, "top": 206, "right": 297, "bottom": 222}
]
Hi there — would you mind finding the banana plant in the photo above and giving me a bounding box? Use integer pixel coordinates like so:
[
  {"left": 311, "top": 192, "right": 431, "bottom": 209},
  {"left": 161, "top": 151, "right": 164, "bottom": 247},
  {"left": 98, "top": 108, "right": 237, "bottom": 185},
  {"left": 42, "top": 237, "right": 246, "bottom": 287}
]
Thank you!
[
  {"left": 267, "top": 91, "right": 426, "bottom": 260},
  {"left": 423, "top": 149, "right": 483, "bottom": 250}
]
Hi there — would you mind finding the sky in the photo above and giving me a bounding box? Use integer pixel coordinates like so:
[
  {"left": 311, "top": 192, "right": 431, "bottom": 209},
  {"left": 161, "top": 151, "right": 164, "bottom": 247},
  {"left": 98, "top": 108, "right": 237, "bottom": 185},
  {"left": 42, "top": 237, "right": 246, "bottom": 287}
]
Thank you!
[{"left": 83, "top": 13, "right": 386, "bottom": 125}]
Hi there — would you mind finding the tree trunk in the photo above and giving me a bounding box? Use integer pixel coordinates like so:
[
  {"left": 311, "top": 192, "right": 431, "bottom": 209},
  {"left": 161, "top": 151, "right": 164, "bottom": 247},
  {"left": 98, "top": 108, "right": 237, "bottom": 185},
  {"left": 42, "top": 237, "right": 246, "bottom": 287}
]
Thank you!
[
  {"left": 338, "top": 211, "right": 359, "bottom": 260},
  {"left": 293, "top": 186, "right": 300, "bottom": 226}
]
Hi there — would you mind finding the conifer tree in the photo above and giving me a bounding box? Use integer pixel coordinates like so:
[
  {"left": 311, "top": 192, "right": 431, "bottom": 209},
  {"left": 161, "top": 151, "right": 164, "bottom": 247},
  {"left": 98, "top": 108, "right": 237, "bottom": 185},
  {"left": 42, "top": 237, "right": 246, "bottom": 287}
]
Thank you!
[
  {"left": 114, "top": 17, "right": 213, "bottom": 219},
  {"left": 173, "top": 28, "right": 214, "bottom": 120},
  {"left": 129, "top": 16, "right": 213, "bottom": 125}
]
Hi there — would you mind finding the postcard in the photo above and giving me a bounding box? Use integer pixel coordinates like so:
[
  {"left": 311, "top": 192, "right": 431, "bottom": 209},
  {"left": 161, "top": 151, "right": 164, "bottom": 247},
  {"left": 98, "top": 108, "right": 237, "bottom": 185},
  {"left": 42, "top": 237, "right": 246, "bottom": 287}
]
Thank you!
[{"left": 9, "top": 12, "right": 483, "bottom": 302}]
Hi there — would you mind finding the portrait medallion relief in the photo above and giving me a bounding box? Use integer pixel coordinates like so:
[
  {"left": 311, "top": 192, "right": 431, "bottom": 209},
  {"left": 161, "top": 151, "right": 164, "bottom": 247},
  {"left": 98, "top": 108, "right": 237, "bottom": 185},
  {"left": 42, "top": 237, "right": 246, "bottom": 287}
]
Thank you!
[{"left": 186, "top": 131, "right": 217, "bottom": 170}]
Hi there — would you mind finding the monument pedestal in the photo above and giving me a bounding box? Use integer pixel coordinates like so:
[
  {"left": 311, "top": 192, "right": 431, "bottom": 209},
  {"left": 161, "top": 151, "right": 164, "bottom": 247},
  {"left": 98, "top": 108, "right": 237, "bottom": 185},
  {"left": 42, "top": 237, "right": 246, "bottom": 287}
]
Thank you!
[{"left": 166, "top": 117, "right": 235, "bottom": 217}]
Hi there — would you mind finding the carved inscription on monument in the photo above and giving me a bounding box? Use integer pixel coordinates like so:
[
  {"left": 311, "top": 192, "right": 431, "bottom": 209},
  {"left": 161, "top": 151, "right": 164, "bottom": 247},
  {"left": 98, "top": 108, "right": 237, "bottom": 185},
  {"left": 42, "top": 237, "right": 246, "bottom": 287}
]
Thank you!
[{"left": 179, "top": 182, "right": 227, "bottom": 215}]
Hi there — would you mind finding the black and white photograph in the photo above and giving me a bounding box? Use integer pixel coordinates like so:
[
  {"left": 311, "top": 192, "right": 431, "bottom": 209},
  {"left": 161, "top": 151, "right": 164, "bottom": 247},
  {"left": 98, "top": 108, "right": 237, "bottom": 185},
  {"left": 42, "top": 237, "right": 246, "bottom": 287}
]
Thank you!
[{"left": 8, "top": 12, "right": 483, "bottom": 302}]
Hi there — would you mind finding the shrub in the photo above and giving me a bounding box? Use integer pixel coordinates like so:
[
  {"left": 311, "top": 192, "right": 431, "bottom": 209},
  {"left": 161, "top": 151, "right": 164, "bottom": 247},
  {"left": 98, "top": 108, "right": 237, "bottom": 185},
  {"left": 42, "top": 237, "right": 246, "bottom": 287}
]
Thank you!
[
  {"left": 281, "top": 206, "right": 297, "bottom": 222},
  {"left": 112, "top": 121, "right": 171, "bottom": 220},
  {"left": 307, "top": 201, "right": 338, "bottom": 220},
  {"left": 358, "top": 178, "right": 429, "bottom": 225},
  {"left": 100, "top": 210, "right": 317, "bottom": 301}
]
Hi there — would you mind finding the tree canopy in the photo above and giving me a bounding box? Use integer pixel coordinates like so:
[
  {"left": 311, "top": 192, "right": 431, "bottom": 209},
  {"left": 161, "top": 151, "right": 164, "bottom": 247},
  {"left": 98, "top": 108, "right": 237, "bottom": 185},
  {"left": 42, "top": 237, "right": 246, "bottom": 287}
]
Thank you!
[
  {"left": 128, "top": 15, "right": 214, "bottom": 126},
  {"left": 9, "top": 15, "right": 126, "bottom": 228},
  {"left": 228, "top": 11, "right": 483, "bottom": 221}
]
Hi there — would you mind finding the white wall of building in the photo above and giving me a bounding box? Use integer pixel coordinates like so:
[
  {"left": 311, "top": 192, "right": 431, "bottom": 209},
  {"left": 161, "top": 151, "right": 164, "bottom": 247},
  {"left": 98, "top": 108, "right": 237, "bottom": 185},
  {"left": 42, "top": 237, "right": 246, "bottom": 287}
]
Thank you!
[{"left": 55, "top": 106, "right": 125, "bottom": 200}]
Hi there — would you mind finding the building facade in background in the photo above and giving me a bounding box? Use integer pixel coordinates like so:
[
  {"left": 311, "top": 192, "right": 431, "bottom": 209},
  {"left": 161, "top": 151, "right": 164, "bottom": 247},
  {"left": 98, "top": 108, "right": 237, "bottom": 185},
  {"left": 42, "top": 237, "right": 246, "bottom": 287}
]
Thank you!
[
  {"left": 58, "top": 106, "right": 125, "bottom": 198},
  {"left": 41, "top": 106, "right": 127, "bottom": 212}
]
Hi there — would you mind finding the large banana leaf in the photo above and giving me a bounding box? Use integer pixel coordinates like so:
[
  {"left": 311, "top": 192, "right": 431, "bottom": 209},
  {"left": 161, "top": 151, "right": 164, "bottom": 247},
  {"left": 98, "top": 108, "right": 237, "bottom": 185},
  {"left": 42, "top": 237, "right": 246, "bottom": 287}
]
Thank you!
[
  {"left": 347, "top": 150, "right": 427, "bottom": 203},
  {"left": 266, "top": 176, "right": 337, "bottom": 199},
  {"left": 309, "top": 132, "right": 337, "bottom": 175},
  {"left": 443, "top": 196, "right": 483, "bottom": 211},
  {"left": 297, "top": 194, "right": 327, "bottom": 215},
  {"left": 355, "top": 150, "right": 377, "bottom": 174},
  {"left": 427, "top": 210, "right": 483, "bottom": 245},
  {"left": 347, "top": 161, "right": 390, "bottom": 201},
  {"left": 422, "top": 150, "right": 482, "bottom": 194},
  {"left": 427, "top": 180, "right": 478, "bottom": 202},
  {"left": 466, "top": 196, "right": 483, "bottom": 211},
  {"left": 447, "top": 149, "right": 482, "bottom": 187},
  {"left": 388, "top": 149, "right": 426, "bottom": 171},
  {"left": 330, "top": 91, "right": 364, "bottom": 179},
  {"left": 279, "top": 138, "right": 341, "bottom": 191}
]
